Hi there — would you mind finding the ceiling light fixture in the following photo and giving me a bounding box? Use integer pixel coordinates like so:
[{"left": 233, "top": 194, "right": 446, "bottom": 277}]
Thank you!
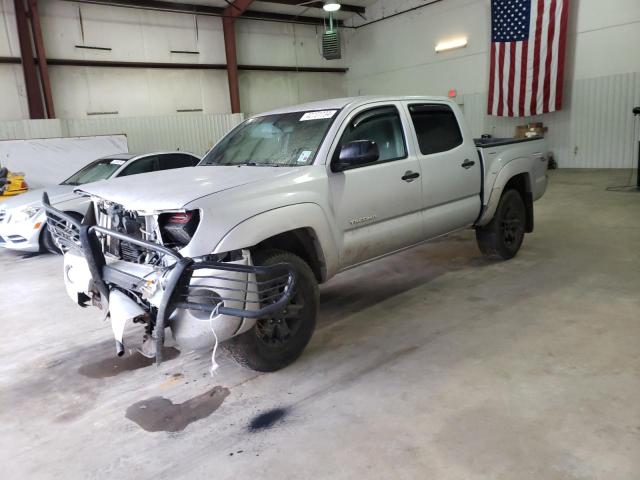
[
  {"left": 435, "top": 37, "right": 468, "bottom": 53},
  {"left": 323, "top": 1, "right": 341, "bottom": 12}
]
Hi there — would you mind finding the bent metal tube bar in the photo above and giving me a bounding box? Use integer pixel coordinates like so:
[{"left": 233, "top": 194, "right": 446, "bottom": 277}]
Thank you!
[{"left": 41, "top": 192, "right": 297, "bottom": 364}]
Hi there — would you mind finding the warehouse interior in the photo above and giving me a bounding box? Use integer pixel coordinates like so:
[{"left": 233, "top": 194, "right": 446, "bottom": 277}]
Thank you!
[{"left": 1, "top": 0, "right": 639, "bottom": 478}]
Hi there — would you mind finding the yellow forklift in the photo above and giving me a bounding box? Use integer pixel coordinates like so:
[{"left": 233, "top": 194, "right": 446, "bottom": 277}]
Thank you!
[{"left": 0, "top": 166, "right": 29, "bottom": 201}]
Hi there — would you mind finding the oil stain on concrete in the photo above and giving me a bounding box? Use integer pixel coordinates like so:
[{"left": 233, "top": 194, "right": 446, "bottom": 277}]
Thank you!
[
  {"left": 78, "top": 347, "right": 180, "bottom": 378},
  {"left": 125, "top": 386, "right": 230, "bottom": 432},
  {"left": 248, "top": 408, "right": 289, "bottom": 432}
]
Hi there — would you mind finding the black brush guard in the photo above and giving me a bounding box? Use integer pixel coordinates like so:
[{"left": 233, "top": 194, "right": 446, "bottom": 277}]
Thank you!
[{"left": 42, "top": 193, "right": 297, "bottom": 364}]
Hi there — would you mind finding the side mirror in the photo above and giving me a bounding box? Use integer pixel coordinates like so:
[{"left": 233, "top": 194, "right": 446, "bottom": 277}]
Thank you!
[{"left": 332, "top": 140, "right": 380, "bottom": 172}]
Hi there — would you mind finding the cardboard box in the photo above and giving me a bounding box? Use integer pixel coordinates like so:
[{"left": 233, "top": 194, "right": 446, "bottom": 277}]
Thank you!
[
  {"left": 515, "top": 125, "right": 528, "bottom": 138},
  {"left": 515, "top": 124, "right": 547, "bottom": 138}
]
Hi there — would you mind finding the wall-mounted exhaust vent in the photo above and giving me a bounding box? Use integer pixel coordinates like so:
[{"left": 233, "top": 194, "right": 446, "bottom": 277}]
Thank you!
[
  {"left": 321, "top": 10, "right": 341, "bottom": 60},
  {"left": 322, "top": 30, "right": 341, "bottom": 60}
]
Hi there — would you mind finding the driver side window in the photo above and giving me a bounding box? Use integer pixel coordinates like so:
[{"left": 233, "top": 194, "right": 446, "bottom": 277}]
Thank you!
[{"left": 336, "top": 106, "right": 407, "bottom": 166}]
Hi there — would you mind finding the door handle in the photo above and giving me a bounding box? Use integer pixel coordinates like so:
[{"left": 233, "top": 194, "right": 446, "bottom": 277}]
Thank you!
[
  {"left": 402, "top": 170, "right": 420, "bottom": 182},
  {"left": 461, "top": 159, "right": 475, "bottom": 169}
]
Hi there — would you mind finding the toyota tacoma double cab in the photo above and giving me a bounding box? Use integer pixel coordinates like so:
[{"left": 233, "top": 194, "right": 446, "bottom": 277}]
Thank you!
[{"left": 44, "top": 96, "right": 548, "bottom": 372}]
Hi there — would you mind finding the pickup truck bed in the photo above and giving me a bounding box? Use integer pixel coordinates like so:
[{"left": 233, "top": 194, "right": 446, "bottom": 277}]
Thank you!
[
  {"left": 474, "top": 136, "right": 548, "bottom": 228},
  {"left": 474, "top": 136, "right": 543, "bottom": 148}
]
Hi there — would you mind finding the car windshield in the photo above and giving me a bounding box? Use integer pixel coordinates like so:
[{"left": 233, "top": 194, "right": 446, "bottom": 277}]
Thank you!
[
  {"left": 200, "top": 110, "right": 338, "bottom": 167},
  {"left": 61, "top": 158, "right": 127, "bottom": 186}
]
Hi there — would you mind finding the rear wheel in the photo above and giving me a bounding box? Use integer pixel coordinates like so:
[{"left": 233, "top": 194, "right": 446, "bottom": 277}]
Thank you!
[
  {"left": 476, "top": 189, "right": 526, "bottom": 260},
  {"left": 223, "top": 249, "right": 319, "bottom": 372}
]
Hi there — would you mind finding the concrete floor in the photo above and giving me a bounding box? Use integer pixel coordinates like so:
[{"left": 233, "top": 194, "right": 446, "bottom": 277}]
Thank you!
[{"left": 1, "top": 169, "right": 639, "bottom": 479}]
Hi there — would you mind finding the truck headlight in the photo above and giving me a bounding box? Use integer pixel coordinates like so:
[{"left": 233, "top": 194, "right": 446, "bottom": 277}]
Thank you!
[
  {"left": 158, "top": 210, "right": 200, "bottom": 248},
  {"left": 11, "top": 206, "right": 42, "bottom": 223}
]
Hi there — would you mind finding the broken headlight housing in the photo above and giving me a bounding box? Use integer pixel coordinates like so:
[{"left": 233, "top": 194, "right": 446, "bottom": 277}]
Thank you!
[{"left": 158, "top": 210, "right": 200, "bottom": 248}]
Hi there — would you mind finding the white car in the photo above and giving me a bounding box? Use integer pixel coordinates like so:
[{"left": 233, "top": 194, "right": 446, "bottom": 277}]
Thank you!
[
  {"left": 0, "top": 152, "right": 200, "bottom": 253},
  {"left": 46, "top": 96, "right": 548, "bottom": 372}
]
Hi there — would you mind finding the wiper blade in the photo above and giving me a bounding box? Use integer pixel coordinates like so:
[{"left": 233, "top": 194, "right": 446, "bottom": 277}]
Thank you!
[{"left": 243, "top": 162, "right": 282, "bottom": 167}]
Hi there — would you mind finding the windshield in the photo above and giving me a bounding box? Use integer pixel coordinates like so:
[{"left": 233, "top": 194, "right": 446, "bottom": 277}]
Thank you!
[
  {"left": 200, "top": 110, "right": 338, "bottom": 167},
  {"left": 61, "top": 158, "right": 127, "bottom": 186}
]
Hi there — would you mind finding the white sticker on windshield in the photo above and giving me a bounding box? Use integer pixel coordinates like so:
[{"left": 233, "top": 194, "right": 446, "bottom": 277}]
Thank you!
[
  {"left": 297, "top": 151, "right": 313, "bottom": 164},
  {"left": 300, "top": 110, "right": 337, "bottom": 121},
  {"left": 110, "top": 160, "right": 126, "bottom": 165}
]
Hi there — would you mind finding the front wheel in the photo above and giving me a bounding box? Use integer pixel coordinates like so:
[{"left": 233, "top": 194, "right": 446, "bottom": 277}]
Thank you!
[
  {"left": 40, "top": 212, "right": 83, "bottom": 255},
  {"left": 40, "top": 224, "right": 59, "bottom": 254},
  {"left": 223, "top": 249, "right": 319, "bottom": 372},
  {"left": 475, "top": 189, "right": 526, "bottom": 260}
]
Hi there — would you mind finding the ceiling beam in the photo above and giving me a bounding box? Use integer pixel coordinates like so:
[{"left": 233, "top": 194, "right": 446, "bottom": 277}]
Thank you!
[
  {"left": 69, "top": 0, "right": 344, "bottom": 26},
  {"left": 257, "top": 0, "right": 366, "bottom": 15}
]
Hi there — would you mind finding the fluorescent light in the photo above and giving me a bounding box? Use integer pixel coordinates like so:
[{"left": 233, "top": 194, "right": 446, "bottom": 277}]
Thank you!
[
  {"left": 323, "top": 2, "right": 341, "bottom": 12},
  {"left": 435, "top": 37, "right": 468, "bottom": 53}
]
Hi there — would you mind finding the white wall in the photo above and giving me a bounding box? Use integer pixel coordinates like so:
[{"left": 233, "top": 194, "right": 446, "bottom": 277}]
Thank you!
[
  {"left": 239, "top": 70, "right": 346, "bottom": 115},
  {"left": 343, "top": 0, "right": 640, "bottom": 168},
  {"left": 0, "top": 112, "right": 244, "bottom": 156},
  {"left": 48, "top": 66, "right": 231, "bottom": 118},
  {"left": 0, "top": 0, "right": 28, "bottom": 121},
  {"left": 345, "top": 0, "right": 490, "bottom": 96},
  {"left": 0, "top": 0, "right": 348, "bottom": 120}
]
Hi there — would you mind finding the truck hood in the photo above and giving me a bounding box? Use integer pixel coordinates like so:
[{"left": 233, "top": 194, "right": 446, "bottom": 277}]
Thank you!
[
  {"left": 75, "top": 165, "right": 300, "bottom": 212},
  {"left": 0, "top": 184, "right": 74, "bottom": 212}
]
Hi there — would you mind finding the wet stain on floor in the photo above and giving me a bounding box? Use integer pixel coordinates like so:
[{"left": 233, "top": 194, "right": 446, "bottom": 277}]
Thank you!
[
  {"left": 125, "top": 386, "right": 230, "bottom": 432},
  {"left": 78, "top": 347, "right": 180, "bottom": 378},
  {"left": 248, "top": 407, "right": 289, "bottom": 432}
]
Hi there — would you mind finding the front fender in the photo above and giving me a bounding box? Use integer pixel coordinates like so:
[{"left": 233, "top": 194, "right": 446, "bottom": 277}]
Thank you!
[
  {"left": 477, "top": 158, "right": 532, "bottom": 227},
  {"left": 51, "top": 196, "right": 92, "bottom": 217},
  {"left": 213, "top": 203, "right": 340, "bottom": 280}
]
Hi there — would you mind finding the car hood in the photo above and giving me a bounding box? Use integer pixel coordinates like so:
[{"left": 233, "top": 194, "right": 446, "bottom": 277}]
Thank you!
[
  {"left": 75, "top": 165, "right": 300, "bottom": 212},
  {"left": 0, "top": 184, "right": 74, "bottom": 212}
]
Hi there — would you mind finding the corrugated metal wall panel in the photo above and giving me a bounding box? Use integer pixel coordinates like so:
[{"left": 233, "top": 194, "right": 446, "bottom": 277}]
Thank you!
[
  {"left": 0, "top": 119, "right": 64, "bottom": 140},
  {"left": 461, "top": 72, "right": 640, "bottom": 168},
  {"left": 460, "top": 93, "right": 487, "bottom": 138},
  {"left": 0, "top": 113, "right": 244, "bottom": 157}
]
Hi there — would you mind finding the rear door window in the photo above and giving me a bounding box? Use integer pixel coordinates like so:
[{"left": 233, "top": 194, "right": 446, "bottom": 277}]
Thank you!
[
  {"left": 157, "top": 153, "right": 199, "bottom": 170},
  {"left": 408, "top": 104, "right": 463, "bottom": 155},
  {"left": 118, "top": 156, "right": 159, "bottom": 176}
]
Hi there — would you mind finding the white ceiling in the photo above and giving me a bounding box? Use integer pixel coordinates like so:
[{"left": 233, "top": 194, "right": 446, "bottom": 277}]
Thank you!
[{"left": 162, "top": 0, "right": 377, "bottom": 21}]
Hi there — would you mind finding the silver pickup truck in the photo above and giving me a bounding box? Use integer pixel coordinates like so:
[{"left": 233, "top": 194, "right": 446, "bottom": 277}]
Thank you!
[{"left": 45, "top": 96, "right": 548, "bottom": 372}]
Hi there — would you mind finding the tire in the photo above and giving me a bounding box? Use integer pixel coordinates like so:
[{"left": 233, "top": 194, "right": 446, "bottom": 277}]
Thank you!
[
  {"left": 40, "top": 212, "right": 83, "bottom": 255},
  {"left": 476, "top": 189, "right": 526, "bottom": 260},
  {"left": 223, "top": 249, "right": 319, "bottom": 372},
  {"left": 39, "top": 224, "right": 60, "bottom": 254}
]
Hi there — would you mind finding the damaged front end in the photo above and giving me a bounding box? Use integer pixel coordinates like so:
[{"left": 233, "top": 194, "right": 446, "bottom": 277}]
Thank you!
[{"left": 43, "top": 193, "right": 296, "bottom": 365}]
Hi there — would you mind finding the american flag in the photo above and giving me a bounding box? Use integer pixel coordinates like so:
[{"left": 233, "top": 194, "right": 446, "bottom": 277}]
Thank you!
[{"left": 488, "top": 0, "right": 570, "bottom": 117}]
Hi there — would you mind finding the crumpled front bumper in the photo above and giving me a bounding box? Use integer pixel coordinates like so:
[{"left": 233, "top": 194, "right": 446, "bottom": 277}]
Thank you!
[
  {"left": 43, "top": 193, "right": 296, "bottom": 363},
  {"left": 63, "top": 249, "right": 263, "bottom": 350}
]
